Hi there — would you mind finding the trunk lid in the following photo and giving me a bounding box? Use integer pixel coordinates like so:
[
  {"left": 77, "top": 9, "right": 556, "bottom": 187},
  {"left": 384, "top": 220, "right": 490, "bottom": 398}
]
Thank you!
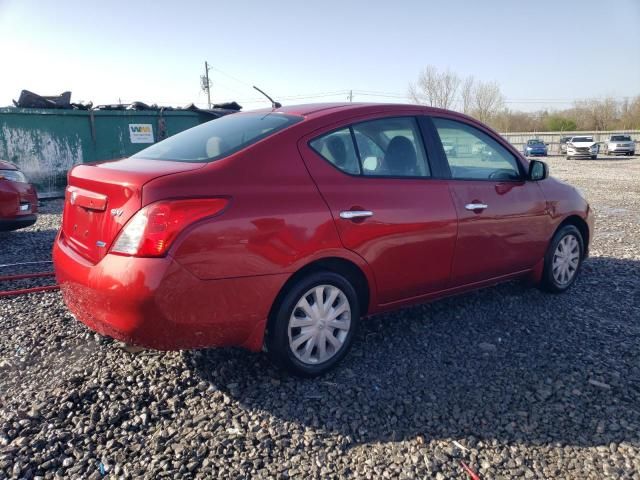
[{"left": 62, "top": 157, "right": 205, "bottom": 263}]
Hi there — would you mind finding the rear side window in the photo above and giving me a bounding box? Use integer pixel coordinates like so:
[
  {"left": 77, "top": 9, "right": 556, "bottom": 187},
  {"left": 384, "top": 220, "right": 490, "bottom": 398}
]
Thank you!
[
  {"left": 132, "top": 112, "right": 301, "bottom": 163},
  {"left": 310, "top": 117, "right": 430, "bottom": 178},
  {"left": 309, "top": 128, "right": 361, "bottom": 175}
]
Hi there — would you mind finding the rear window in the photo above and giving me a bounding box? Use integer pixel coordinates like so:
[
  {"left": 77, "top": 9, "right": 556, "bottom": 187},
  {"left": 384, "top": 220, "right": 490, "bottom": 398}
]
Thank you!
[{"left": 132, "top": 112, "right": 301, "bottom": 162}]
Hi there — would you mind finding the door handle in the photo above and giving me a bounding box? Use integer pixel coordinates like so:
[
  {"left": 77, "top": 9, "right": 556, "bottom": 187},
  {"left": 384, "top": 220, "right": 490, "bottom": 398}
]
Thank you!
[
  {"left": 339, "top": 210, "right": 374, "bottom": 219},
  {"left": 465, "top": 203, "right": 488, "bottom": 211}
]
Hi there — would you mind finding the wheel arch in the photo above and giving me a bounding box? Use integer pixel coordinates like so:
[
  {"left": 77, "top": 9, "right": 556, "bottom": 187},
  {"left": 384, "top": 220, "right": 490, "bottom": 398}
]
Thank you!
[
  {"left": 267, "top": 256, "right": 372, "bottom": 332},
  {"left": 556, "top": 214, "right": 590, "bottom": 257}
]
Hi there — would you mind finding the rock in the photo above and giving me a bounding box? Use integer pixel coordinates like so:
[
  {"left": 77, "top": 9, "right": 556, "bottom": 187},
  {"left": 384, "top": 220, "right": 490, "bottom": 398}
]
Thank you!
[
  {"left": 588, "top": 379, "right": 611, "bottom": 390},
  {"left": 478, "top": 342, "right": 497, "bottom": 353}
]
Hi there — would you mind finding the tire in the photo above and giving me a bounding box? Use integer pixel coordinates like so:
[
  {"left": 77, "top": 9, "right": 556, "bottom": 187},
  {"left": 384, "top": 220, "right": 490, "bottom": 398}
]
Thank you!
[
  {"left": 539, "top": 225, "right": 584, "bottom": 293},
  {"left": 265, "top": 271, "right": 360, "bottom": 377},
  {"left": 591, "top": 155, "right": 597, "bottom": 160}
]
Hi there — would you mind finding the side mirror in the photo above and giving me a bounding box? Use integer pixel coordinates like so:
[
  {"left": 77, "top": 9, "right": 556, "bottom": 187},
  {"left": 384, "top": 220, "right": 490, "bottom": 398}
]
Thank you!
[{"left": 528, "top": 159, "right": 548, "bottom": 181}]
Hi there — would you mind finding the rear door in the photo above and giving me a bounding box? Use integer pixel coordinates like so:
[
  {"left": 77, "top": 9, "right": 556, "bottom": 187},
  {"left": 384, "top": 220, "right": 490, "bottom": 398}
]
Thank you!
[
  {"left": 428, "top": 116, "right": 549, "bottom": 286},
  {"left": 298, "top": 115, "right": 457, "bottom": 305}
]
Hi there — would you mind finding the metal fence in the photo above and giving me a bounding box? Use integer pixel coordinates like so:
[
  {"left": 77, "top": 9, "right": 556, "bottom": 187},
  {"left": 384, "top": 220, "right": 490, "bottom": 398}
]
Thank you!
[{"left": 500, "top": 130, "right": 640, "bottom": 155}]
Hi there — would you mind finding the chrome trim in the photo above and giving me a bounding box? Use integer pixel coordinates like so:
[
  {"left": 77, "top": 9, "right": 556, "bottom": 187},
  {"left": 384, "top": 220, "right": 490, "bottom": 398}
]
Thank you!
[
  {"left": 465, "top": 203, "right": 488, "bottom": 211},
  {"left": 339, "top": 210, "right": 373, "bottom": 219}
]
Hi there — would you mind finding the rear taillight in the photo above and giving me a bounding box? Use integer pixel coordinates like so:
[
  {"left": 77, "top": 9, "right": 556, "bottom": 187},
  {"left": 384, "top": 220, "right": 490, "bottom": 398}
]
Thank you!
[{"left": 110, "top": 198, "right": 228, "bottom": 257}]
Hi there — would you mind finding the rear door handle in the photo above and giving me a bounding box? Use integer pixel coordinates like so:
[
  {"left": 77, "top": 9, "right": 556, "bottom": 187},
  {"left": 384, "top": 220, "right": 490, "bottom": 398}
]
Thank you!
[
  {"left": 339, "top": 210, "right": 374, "bottom": 219},
  {"left": 465, "top": 203, "right": 488, "bottom": 211}
]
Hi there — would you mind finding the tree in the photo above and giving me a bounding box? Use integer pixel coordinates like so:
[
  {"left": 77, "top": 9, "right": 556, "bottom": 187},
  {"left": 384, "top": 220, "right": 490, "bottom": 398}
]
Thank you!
[
  {"left": 408, "top": 65, "right": 461, "bottom": 109},
  {"left": 573, "top": 97, "right": 618, "bottom": 130},
  {"left": 460, "top": 76, "right": 474, "bottom": 115},
  {"left": 544, "top": 115, "right": 577, "bottom": 131},
  {"left": 472, "top": 80, "right": 505, "bottom": 124}
]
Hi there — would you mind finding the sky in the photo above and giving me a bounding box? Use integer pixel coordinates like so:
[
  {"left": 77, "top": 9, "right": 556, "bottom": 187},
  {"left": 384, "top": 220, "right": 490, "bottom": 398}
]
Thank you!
[{"left": 0, "top": 0, "right": 638, "bottom": 112}]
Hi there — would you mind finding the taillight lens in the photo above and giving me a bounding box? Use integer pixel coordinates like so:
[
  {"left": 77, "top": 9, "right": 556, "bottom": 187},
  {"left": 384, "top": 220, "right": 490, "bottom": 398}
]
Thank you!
[{"left": 110, "top": 198, "right": 228, "bottom": 257}]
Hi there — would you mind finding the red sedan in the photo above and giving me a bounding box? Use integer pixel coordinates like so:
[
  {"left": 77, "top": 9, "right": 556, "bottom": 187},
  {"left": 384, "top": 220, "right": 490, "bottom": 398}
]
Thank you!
[
  {"left": 0, "top": 160, "right": 38, "bottom": 231},
  {"left": 53, "top": 104, "right": 594, "bottom": 376}
]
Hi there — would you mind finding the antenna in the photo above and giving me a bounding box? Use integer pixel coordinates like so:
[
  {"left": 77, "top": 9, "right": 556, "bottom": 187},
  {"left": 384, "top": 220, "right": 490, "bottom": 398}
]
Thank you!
[{"left": 253, "top": 86, "right": 281, "bottom": 109}]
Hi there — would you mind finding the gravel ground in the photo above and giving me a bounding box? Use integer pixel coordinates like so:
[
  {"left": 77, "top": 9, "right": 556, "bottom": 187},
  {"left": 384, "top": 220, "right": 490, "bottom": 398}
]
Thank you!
[{"left": 1, "top": 157, "right": 639, "bottom": 479}]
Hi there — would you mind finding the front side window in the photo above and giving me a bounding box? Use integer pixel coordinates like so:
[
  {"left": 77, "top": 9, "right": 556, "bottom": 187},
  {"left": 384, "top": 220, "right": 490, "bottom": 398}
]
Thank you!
[
  {"left": 132, "top": 112, "right": 301, "bottom": 163},
  {"left": 310, "top": 117, "right": 430, "bottom": 178},
  {"left": 432, "top": 118, "right": 522, "bottom": 181}
]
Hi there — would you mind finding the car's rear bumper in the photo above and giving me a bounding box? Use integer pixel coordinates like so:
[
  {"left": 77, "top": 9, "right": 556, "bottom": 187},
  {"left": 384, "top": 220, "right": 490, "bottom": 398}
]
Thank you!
[
  {"left": 53, "top": 231, "right": 288, "bottom": 351},
  {"left": 0, "top": 214, "right": 37, "bottom": 231}
]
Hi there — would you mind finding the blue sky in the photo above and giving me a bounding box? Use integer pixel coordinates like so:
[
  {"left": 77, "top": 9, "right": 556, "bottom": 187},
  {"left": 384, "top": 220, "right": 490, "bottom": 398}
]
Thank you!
[{"left": 0, "top": 0, "right": 638, "bottom": 111}]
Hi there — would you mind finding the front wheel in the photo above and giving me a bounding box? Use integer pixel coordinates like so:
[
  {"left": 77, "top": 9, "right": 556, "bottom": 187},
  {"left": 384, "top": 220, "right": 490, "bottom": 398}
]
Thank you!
[
  {"left": 265, "top": 271, "right": 360, "bottom": 377},
  {"left": 539, "top": 225, "right": 584, "bottom": 293}
]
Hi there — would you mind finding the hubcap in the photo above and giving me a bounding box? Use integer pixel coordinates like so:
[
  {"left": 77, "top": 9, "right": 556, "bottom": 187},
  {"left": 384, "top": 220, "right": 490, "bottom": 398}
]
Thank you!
[
  {"left": 288, "top": 284, "right": 351, "bottom": 365},
  {"left": 552, "top": 234, "right": 580, "bottom": 285}
]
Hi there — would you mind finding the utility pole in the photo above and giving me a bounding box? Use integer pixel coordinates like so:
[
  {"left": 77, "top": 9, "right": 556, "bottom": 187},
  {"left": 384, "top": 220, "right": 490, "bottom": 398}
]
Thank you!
[
  {"left": 348, "top": 90, "right": 353, "bottom": 102},
  {"left": 201, "top": 61, "right": 212, "bottom": 109}
]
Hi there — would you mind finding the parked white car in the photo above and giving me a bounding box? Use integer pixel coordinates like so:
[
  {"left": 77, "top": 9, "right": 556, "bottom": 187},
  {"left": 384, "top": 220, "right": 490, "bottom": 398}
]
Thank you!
[
  {"left": 605, "top": 135, "right": 635, "bottom": 156},
  {"left": 566, "top": 136, "right": 598, "bottom": 160}
]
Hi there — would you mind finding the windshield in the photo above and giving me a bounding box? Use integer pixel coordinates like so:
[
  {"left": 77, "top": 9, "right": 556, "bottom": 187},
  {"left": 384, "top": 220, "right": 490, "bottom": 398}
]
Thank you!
[
  {"left": 571, "top": 137, "right": 593, "bottom": 142},
  {"left": 527, "top": 140, "right": 544, "bottom": 145},
  {"left": 132, "top": 112, "right": 302, "bottom": 162},
  {"left": 611, "top": 135, "right": 631, "bottom": 141}
]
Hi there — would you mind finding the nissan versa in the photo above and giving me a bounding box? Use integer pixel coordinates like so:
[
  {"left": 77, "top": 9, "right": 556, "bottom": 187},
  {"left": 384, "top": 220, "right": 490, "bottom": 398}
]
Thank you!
[{"left": 53, "top": 104, "right": 594, "bottom": 376}]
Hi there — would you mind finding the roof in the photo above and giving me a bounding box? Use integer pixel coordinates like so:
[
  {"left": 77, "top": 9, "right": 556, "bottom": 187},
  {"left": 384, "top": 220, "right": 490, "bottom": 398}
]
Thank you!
[{"left": 247, "top": 102, "right": 460, "bottom": 119}]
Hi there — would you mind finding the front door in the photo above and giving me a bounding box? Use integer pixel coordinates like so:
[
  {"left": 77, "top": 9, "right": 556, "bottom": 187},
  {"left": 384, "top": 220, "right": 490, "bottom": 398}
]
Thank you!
[
  {"left": 430, "top": 116, "right": 549, "bottom": 286},
  {"left": 298, "top": 115, "right": 458, "bottom": 305}
]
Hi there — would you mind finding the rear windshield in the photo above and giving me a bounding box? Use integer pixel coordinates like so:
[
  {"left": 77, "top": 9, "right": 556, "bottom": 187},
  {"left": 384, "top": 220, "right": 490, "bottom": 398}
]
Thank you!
[
  {"left": 132, "top": 112, "right": 302, "bottom": 162},
  {"left": 611, "top": 135, "right": 631, "bottom": 141}
]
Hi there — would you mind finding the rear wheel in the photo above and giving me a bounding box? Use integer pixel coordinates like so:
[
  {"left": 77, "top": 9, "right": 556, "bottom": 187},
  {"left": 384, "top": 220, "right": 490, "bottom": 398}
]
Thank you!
[
  {"left": 539, "top": 225, "right": 584, "bottom": 293},
  {"left": 265, "top": 271, "right": 359, "bottom": 377}
]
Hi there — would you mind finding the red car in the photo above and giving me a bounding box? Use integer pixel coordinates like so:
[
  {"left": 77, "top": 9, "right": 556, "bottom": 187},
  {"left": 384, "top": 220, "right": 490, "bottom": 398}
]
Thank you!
[
  {"left": 0, "top": 160, "right": 38, "bottom": 231},
  {"left": 53, "top": 104, "right": 594, "bottom": 376}
]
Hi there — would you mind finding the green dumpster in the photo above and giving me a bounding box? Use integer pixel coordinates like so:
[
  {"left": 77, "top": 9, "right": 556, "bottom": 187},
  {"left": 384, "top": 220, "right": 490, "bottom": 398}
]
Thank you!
[{"left": 0, "top": 107, "right": 232, "bottom": 197}]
